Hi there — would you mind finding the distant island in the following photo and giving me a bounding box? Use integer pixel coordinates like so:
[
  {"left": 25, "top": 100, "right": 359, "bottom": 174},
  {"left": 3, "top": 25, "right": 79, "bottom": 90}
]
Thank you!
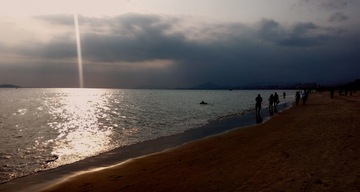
[{"left": 0, "top": 84, "right": 21, "bottom": 88}]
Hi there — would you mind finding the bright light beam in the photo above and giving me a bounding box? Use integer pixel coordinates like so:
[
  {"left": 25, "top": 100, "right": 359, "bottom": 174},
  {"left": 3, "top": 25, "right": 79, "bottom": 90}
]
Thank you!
[{"left": 74, "top": 13, "right": 84, "bottom": 88}]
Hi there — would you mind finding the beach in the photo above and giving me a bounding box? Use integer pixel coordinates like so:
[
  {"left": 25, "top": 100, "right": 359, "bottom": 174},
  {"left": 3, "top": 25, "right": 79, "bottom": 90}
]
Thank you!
[{"left": 40, "top": 91, "right": 360, "bottom": 192}]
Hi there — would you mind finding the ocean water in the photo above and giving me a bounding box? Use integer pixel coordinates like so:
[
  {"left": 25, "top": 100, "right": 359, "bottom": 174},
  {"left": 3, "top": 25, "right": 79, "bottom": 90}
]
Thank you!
[{"left": 0, "top": 88, "right": 295, "bottom": 183}]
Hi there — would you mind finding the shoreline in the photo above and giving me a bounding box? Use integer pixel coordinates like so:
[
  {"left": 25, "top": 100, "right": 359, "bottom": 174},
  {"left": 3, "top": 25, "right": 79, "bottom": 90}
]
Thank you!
[
  {"left": 39, "top": 91, "right": 360, "bottom": 192},
  {"left": 0, "top": 96, "right": 292, "bottom": 192}
]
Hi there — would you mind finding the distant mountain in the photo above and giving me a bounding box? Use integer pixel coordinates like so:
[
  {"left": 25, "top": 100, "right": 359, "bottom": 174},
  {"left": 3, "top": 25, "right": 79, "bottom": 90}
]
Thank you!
[
  {"left": 0, "top": 84, "right": 20, "bottom": 88},
  {"left": 189, "top": 82, "right": 230, "bottom": 90}
]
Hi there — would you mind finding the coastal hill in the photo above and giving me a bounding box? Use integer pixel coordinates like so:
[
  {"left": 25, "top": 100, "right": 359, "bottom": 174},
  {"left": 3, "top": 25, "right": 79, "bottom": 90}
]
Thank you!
[{"left": 0, "top": 84, "right": 20, "bottom": 88}]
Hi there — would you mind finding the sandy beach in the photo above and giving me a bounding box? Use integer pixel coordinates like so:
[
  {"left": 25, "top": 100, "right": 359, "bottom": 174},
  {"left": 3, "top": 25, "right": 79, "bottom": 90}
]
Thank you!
[{"left": 40, "top": 91, "right": 360, "bottom": 192}]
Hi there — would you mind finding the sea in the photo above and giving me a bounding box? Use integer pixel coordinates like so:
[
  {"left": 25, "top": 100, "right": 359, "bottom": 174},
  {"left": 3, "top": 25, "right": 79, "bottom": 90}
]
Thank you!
[{"left": 0, "top": 88, "right": 296, "bottom": 183}]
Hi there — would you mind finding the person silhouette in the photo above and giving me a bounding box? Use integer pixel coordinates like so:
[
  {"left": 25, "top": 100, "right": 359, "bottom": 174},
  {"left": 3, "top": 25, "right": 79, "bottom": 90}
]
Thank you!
[
  {"left": 296, "top": 91, "right": 300, "bottom": 105},
  {"left": 302, "top": 91, "right": 308, "bottom": 105},
  {"left": 268, "top": 94, "right": 274, "bottom": 114},
  {"left": 273, "top": 92, "right": 279, "bottom": 108},
  {"left": 255, "top": 94, "right": 263, "bottom": 114}
]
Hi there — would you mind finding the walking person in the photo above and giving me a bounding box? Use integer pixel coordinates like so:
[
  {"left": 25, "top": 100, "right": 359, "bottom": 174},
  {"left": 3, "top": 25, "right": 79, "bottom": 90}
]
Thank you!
[
  {"left": 273, "top": 92, "right": 279, "bottom": 108},
  {"left": 295, "top": 91, "right": 300, "bottom": 105},
  {"left": 302, "top": 91, "right": 308, "bottom": 105},
  {"left": 255, "top": 94, "right": 263, "bottom": 115}
]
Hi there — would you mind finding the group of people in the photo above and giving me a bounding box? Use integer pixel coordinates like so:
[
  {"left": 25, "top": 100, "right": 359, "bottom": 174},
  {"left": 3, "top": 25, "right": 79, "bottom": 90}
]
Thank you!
[
  {"left": 295, "top": 91, "right": 309, "bottom": 105},
  {"left": 330, "top": 89, "right": 354, "bottom": 99},
  {"left": 255, "top": 92, "right": 283, "bottom": 115},
  {"left": 255, "top": 91, "right": 309, "bottom": 115}
]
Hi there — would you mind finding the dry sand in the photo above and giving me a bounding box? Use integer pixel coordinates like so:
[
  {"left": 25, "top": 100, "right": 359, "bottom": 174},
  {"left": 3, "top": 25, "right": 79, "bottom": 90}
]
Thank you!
[{"left": 40, "top": 91, "right": 360, "bottom": 192}]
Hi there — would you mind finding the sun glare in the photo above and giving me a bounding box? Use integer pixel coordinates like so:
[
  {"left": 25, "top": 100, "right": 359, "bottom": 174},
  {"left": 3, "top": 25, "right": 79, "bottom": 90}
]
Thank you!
[{"left": 47, "top": 89, "right": 115, "bottom": 166}]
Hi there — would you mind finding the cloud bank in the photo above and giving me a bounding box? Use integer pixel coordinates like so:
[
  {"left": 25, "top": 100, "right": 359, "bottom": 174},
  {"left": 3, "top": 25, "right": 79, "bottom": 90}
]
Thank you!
[{"left": 0, "top": 12, "right": 359, "bottom": 88}]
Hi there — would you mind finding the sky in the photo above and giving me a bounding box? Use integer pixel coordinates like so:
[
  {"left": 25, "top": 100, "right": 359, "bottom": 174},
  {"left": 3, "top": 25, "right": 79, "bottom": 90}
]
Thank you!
[{"left": 0, "top": 0, "right": 359, "bottom": 88}]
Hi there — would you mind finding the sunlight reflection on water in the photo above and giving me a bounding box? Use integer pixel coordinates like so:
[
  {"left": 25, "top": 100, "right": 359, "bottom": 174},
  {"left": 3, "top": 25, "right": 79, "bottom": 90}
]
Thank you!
[{"left": 47, "top": 89, "right": 116, "bottom": 165}]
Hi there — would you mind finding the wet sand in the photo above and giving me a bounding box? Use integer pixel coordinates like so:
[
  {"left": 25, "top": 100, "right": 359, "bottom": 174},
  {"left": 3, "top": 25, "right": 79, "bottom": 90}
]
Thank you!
[{"left": 40, "top": 91, "right": 360, "bottom": 192}]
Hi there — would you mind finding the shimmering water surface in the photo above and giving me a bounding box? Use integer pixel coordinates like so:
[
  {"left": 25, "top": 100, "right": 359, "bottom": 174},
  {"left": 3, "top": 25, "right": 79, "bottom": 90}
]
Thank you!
[{"left": 0, "top": 88, "right": 295, "bottom": 182}]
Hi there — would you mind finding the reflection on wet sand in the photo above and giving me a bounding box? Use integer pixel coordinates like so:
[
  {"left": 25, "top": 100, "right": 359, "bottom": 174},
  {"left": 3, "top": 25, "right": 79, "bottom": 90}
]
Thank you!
[
  {"left": 256, "top": 113, "right": 263, "bottom": 124},
  {"left": 269, "top": 105, "right": 274, "bottom": 116}
]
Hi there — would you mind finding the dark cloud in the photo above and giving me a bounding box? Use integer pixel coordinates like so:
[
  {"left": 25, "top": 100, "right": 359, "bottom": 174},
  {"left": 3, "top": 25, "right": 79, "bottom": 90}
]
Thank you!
[
  {"left": 2, "top": 13, "right": 360, "bottom": 88},
  {"left": 257, "top": 19, "right": 330, "bottom": 47},
  {"left": 329, "top": 12, "right": 349, "bottom": 22},
  {"left": 257, "top": 19, "right": 283, "bottom": 42},
  {"left": 292, "top": 22, "right": 317, "bottom": 34},
  {"left": 11, "top": 33, "right": 77, "bottom": 59}
]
